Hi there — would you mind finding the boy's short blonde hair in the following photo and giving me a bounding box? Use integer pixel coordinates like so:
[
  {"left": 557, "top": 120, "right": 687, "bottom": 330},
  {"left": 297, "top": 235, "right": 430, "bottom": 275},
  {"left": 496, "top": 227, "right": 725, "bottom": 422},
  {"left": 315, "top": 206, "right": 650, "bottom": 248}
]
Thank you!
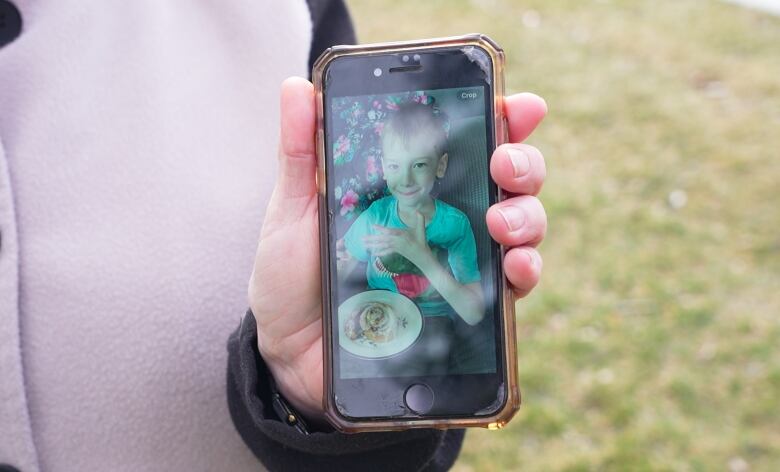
[{"left": 382, "top": 101, "right": 449, "bottom": 159}]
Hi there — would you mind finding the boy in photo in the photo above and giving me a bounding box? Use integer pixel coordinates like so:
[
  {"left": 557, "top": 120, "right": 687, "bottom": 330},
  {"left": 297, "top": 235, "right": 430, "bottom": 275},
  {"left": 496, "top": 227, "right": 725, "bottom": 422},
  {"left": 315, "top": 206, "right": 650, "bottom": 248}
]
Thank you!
[{"left": 337, "top": 100, "right": 485, "bottom": 327}]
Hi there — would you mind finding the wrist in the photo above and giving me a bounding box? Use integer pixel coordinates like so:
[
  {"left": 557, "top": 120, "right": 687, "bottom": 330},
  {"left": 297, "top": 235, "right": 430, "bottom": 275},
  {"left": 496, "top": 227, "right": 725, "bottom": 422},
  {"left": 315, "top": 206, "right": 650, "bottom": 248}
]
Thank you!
[
  {"left": 257, "top": 340, "right": 329, "bottom": 427},
  {"left": 268, "top": 366, "right": 328, "bottom": 430},
  {"left": 413, "top": 250, "right": 440, "bottom": 275}
]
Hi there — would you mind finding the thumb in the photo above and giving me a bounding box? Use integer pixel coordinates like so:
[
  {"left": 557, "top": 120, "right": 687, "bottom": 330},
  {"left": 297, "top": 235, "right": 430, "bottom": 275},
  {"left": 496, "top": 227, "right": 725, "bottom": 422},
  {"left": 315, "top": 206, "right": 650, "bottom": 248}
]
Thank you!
[{"left": 265, "top": 77, "right": 317, "bottom": 225}]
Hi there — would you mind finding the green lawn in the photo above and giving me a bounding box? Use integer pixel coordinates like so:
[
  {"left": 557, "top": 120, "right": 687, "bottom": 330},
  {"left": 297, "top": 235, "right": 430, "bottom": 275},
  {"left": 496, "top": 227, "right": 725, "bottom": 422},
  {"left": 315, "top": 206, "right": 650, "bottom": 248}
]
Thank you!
[{"left": 349, "top": 0, "right": 780, "bottom": 470}]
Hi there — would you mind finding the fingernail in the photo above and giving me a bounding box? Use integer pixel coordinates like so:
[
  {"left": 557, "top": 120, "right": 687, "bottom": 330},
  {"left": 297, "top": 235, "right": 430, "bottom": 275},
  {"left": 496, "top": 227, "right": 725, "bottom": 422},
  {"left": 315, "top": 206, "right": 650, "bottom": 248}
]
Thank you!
[
  {"left": 497, "top": 206, "right": 525, "bottom": 232},
  {"left": 521, "top": 249, "right": 536, "bottom": 267},
  {"left": 507, "top": 148, "right": 530, "bottom": 178}
]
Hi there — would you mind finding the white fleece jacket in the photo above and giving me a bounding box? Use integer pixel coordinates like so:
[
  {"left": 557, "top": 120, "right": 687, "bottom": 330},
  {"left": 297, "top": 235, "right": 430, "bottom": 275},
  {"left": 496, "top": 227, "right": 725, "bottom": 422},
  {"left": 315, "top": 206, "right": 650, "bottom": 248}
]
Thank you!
[{"left": 0, "top": 1, "right": 313, "bottom": 470}]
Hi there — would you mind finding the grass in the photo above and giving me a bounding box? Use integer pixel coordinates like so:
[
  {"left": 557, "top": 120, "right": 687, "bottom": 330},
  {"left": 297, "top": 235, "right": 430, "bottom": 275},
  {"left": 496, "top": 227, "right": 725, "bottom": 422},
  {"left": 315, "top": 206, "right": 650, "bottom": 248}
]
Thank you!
[{"left": 348, "top": 0, "right": 780, "bottom": 470}]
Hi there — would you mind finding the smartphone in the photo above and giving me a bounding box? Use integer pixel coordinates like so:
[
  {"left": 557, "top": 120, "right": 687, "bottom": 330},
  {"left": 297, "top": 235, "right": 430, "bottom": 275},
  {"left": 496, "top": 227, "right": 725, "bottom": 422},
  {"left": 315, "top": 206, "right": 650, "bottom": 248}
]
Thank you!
[{"left": 313, "top": 34, "right": 519, "bottom": 432}]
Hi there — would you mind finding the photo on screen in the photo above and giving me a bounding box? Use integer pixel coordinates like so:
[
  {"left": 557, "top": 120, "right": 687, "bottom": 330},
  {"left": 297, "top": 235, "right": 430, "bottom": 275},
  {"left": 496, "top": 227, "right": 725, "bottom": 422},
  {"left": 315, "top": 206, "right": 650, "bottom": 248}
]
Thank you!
[{"left": 328, "top": 87, "right": 498, "bottom": 380}]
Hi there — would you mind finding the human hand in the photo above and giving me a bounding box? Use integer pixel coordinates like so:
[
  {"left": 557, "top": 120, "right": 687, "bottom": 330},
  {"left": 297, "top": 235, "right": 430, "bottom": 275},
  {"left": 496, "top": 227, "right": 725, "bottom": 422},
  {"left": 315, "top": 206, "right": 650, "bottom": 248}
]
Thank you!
[
  {"left": 486, "top": 93, "right": 548, "bottom": 298},
  {"left": 362, "top": 212, "right": 434, "bottom": 269},
  {"left": 248, "top": 77, "right": 327, "bottom": 424},
  {"left": 248, "top": 77, "right": 547, "bottom": 422}
]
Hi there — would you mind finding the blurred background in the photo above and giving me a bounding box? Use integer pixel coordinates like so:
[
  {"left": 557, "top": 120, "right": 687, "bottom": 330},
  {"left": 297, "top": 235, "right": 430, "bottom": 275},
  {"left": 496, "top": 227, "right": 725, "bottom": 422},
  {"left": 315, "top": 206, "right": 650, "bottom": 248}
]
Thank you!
[{"left": 348, "top": 0, "right": 779, "bottom": 470}]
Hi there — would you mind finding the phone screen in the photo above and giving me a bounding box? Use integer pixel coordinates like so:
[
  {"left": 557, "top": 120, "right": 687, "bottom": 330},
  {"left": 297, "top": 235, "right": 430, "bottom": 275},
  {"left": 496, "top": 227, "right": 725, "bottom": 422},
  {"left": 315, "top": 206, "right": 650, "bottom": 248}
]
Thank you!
[{"left": 322, "top": 47, "right": 506, "bottom": 418}]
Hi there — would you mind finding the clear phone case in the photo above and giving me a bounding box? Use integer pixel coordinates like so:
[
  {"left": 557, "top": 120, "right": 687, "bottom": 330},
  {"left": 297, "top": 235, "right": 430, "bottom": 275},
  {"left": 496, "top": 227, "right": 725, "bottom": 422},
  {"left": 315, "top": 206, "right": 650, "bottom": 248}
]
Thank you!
[{"left": 313, "top": 34, "right": 519, "bottom": 433}]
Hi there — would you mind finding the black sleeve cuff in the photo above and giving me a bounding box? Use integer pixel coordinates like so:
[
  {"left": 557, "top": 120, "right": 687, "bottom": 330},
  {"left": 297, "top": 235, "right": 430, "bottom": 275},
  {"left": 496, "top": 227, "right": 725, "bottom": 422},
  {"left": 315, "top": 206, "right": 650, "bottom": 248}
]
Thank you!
[
  {"left": 305, "top": 0, "right": 358, "bottom": 76},
  {"left": 226, "top": 310, "right": 466, "bottom": 471}
]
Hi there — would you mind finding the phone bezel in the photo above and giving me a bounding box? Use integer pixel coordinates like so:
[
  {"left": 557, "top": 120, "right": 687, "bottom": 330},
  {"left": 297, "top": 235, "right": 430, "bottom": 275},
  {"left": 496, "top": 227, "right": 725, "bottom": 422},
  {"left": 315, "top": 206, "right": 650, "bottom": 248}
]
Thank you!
[{"left": 314, "top": 35, "right": 519, "bottom": 432}]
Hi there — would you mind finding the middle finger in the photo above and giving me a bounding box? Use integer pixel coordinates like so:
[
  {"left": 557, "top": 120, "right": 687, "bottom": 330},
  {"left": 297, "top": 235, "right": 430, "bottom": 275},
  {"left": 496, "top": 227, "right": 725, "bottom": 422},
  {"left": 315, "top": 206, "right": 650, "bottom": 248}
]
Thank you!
[{"left": 490, "top": 143, "right": 546, "bottom": 196}]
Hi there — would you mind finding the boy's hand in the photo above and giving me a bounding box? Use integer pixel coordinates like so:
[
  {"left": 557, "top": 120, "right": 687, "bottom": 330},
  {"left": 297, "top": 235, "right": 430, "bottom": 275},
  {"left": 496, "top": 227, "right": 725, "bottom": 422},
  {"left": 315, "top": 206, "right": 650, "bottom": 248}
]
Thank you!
[
  {"left": 363, "top": 212, "right": 433, "bottom": 268},
  {"left": 248, "top": 77, "right": 548, "bottom": 422}
]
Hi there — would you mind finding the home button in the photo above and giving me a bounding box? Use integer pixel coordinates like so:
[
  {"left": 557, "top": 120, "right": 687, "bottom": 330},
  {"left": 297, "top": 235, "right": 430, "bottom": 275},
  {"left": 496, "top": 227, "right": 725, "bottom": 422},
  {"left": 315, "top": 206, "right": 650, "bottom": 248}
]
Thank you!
[{"left": 404, "top": 383, "right": 434, "bottom": 415}]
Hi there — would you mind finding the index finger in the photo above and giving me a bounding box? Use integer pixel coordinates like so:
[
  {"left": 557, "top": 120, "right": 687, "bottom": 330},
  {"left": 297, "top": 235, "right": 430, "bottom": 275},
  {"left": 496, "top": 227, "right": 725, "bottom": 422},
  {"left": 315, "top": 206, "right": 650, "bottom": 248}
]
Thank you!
[{"left": 505, "top": 93, "right": 547, "bottom": 143}]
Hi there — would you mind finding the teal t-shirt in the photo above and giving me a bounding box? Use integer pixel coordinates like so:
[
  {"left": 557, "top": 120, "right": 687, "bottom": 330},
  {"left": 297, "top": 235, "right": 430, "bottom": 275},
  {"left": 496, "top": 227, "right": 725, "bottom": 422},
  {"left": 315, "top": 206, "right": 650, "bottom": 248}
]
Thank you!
[{"left": 343, "top": 196, "right": 481, "bottom": 317}]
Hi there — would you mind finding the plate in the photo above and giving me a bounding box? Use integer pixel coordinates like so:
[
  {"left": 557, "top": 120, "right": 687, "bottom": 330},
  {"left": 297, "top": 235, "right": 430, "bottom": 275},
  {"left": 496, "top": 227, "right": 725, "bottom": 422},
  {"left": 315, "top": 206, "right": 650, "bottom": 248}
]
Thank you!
[{"left": 338, "top": 290, "right": 423, "bottom": 359}]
